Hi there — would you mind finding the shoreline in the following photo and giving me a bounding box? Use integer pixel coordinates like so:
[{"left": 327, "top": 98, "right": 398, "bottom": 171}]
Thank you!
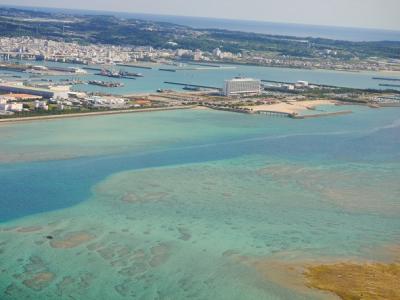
[
  {"left": 0, "top": 105, "right": 196, "bottom": 124},
  {"left": 177, "top": 60, "right": 400, "bottom": 75},
  {"left": 234, "top": 245, "right": 400, "bottom": 300},
  {"left": 0, "top": 100, "right": 364, "bottom": 125},
  {"left": 244, "top": 99, "right": 338, "bottom": 115}
]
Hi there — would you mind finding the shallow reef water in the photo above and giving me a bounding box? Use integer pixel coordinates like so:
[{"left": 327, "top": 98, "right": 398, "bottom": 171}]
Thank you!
[{"left": 1, "top": 107, "right": 400, "bottom": 299}]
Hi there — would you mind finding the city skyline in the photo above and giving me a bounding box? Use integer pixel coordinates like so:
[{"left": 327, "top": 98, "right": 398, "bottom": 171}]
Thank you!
[{"left": 0, "top": 0, "right": 399, "bottom": 31}]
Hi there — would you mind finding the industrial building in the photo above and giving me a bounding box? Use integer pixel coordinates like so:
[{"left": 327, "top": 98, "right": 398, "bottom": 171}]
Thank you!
[
  {"left": 0, "top": 100, "right": 23, "bottom": 112},
  {"left": 0, "top": 83, "right": 70, "bottom": 99},
  {"left": 375, "top": 95, "right": 400, "bottom": 106},
  {"left": 0, "top": 93, "right": 43, "bottom": 101},
  {"left": 223, "top": 78, "right": 261, "bottom": 96}
]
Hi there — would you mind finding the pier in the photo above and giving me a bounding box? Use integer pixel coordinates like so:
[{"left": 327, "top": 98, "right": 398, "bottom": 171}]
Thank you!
[
  {"left": 160, "top": 66, "right": 235, "bottom": 72},
  {"left": 83, "top": 67, "right": 103, "bottom": 71},
  {"left": 95, "top": 73, "right": 137, "bottom": 80},
  {"left": 261, "top": 79, "right": 294, "bottom": 85},
  {"left": 185, "top": 62, "right": 221, "bottom": 68},
  {"left": 291, "top": 110, "right": 353, "bottom": 119},
  {"left": 379, "top": 83, "right": 400, "bottom": 88},
  {"left": 117, "top": 64, "right": 152, "bottom": 69},
  {"left": 373, "top": 77, "right": 400, "bottom": 82},
  {"left": 204, "top": 105, "right": 252, "bottom": 114},
  {"left": 164, "top": 81, "right": 220, "bottom": 90},
  {"left": 261, "top": 79, "right": 342, "bottom": 89},
  {"left": 256, "top": 110, "right": 352, "bottom": 119},
  {"left": 256, "top": 110, "right": 292, "bottom": 117},
  {"left": 159, "top": 68, "right": 176, "bottom": 72},
  {"left": 0, "top": 64, "right": 28, "bottom": 72},
  {"left": 208, "top": 107, "right": 353, "bottom": 119},
  {"left": 187, "top": 66, "right": 236, "bottom": 70}
]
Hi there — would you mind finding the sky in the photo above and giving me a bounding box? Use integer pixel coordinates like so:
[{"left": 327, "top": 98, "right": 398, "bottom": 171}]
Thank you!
[{"left": 1, "top": 0, "right": 399, "bottom": 31}]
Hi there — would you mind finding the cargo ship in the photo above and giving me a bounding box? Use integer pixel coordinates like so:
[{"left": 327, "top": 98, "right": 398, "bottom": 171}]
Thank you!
[
  {"left": 96, "top": 69, "right": 142, "bottom": 79},
  {"left": 88, "top": 80, "right": 124, "bottom": 87},
  {"left": 119, "top": 70, "right": 144, "bottom": 77}
]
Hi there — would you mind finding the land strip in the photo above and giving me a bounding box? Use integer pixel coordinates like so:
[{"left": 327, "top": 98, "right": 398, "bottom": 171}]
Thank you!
[{"left": 0, "top": 105, "right": 195, "bottom": 124}]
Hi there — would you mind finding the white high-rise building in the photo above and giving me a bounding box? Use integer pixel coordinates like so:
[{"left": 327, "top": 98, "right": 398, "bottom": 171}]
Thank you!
[
  {"left": 223, "top": 78, "right": 261, "bottom": 96},
  {"left": 213, "top": 48, "right": 222, "bottom": 58}
]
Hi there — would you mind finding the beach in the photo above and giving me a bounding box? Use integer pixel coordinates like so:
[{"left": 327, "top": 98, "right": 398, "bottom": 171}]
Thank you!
[{"left": 244, "top": 99, "right": 337, "bottom": 115}]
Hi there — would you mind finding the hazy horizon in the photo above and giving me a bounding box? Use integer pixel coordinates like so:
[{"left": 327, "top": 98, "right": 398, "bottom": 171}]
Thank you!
[{"left": 0, "top": 0, "right": 399, "bottom": 31}]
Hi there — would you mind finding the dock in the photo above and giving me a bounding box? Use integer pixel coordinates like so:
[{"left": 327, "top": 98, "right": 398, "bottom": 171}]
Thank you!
[
  {"left": 160, "top": 66, "right": 235, "bottom": 72},
  {"left": 164, "top": 81, "right": 220, "bottom": 90},
  {"left": 207, "top": 106, "right": 353, "bottom": 119},
  {"left": 379, "top": 83, "right": 400, "bottom": 88},
  {"left": 256, "top": 110, "right": 352, "bottom": 119},
  {"left": 204, "top": 105, "right": 252, "bottom": 114},
  {"left": 83, "top": 67, "right": 103, "bottom": 71},
  {"left": 186, "top": 62, "right": 221, "bottom": 68},
  {"left": 373, "top": 77, "right": 400, "bottom": 82},
  {"left": 95, "top": 73, "right": 137, "bottom": 80},
  {"left": 0, "top": 64, "right": 28, "bottom": 72},
  {"left": 117, "top": 64, "right": 152, "bottom": 70},
  {"left": 261, "top": 79, "right": 294, "bottom": 85},
  {"left": 291, "top": 110, "right": 353, "bottom": 119},
  {"left": 159, "top": 68, "right": 176, "bottom": 72},
  {"left": 256, "top": 110, "right": 292, "bottom": 117},
  {"left": 187, "top": 67, "right": 236, "bottom": 70},
  {"left": 261, "top": 79, "right": 343, "bottom": 89}
]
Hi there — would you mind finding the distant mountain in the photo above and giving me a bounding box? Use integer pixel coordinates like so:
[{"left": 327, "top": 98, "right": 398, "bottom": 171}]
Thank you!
[{"left": 1, "top": 7, "right": 400, "bottom": 59}]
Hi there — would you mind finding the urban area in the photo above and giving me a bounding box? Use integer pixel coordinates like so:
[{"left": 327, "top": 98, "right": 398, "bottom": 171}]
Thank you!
[{"left": 0, "top": 37, "right": 399, "bottom": 120}]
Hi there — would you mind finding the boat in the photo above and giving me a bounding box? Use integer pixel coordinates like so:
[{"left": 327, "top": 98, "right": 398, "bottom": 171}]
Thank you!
[
  {"left": 183, "top": 86, "right": 201, "bottom": 91},
  {"left": 88, "top": 80, "right": 124, "bottom": 87},
  {"left": 98, "top": 69, "right": 122, "bottom": 78},
  {"left": 157, "top": 89, "right": 173, "bottom": 93},
  {"left": 119, "top": 70, "right": 144, "bottom": 77}
]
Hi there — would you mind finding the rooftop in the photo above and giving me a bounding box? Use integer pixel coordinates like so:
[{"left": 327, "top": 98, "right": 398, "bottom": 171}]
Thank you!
[{"left": 227, "top": 77, "right": 260, "bottom": 82}]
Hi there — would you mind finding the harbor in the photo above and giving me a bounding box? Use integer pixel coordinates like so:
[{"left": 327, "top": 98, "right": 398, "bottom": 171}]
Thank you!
[
  {"left": 1, "top": 58, "right": 400, "bottom": 122},
  {"left": 1, "top": 60, "right": 400, "bottom": 96}
]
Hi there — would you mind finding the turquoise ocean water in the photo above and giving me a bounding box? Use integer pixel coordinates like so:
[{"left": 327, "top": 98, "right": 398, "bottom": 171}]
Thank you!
[
  {"left": 0, "top": 106, "right": 400, "bottom": 299},
  {"left": 5, "top": 60, "right": 400, "bottom": 95}
]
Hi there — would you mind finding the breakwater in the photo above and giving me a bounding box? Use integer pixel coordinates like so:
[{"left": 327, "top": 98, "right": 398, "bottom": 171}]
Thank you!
[
  {"left": 292, "top": 110, "right": 353, "bottom": 119},
  {"left": 117, "top": 64, "right": 152, "bottom": 70},
  {"left": 83, "top": 67, "right": 103, "bottom": 71},
  {"left": 379, "top": 83, "right": 400, "bottom": 88},
  {"left": 164, "top": 81, "right": 220, "bottom": 90},
  {"left": 159, "top": 68, "right": 176, "bottom": 72},
  {"left": 373, "top": 77, "right": 400, "bottom": 82}
]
